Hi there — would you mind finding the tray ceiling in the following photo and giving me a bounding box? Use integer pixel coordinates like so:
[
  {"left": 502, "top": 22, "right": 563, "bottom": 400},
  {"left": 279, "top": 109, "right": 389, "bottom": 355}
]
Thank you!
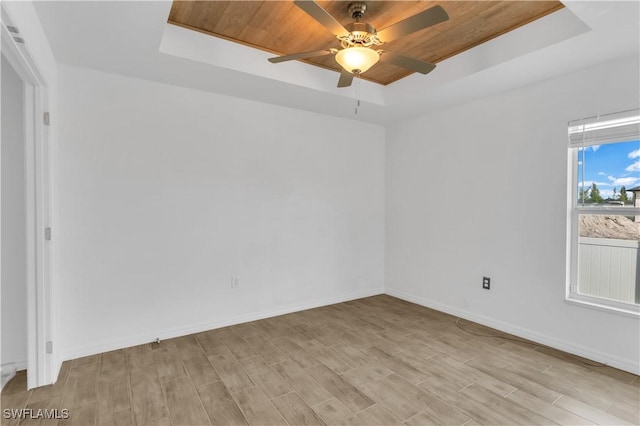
[{"left": 168, "top": 1, "right": 564, "bottom": 86}]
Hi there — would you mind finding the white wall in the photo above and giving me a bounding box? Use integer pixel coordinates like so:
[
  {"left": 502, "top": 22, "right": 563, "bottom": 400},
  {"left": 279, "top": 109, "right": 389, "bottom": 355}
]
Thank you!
[
  {"left": 57, "top": 65, "right": 385, "bottom": 359},
  {"left": 1, "top": 54, "right": 28, "bottom": 369},
  {"left": 386, "top": 54, "right": 640, "bottom": 373}
]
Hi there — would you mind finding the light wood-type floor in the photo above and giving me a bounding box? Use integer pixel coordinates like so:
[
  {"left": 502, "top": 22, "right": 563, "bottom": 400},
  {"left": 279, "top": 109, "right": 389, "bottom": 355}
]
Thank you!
[{"left": 2, "top": 295, "right": 639, "bottom": 426}]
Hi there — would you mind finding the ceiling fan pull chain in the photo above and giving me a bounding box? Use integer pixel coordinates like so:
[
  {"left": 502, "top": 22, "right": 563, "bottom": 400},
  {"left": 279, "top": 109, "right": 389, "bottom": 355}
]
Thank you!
[{"left": 355, "top": 76, "right": 360, "bottom": 115}]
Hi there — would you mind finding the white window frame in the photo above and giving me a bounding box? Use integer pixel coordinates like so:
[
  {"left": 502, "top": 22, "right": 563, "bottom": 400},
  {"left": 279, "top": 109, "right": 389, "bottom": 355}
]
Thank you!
[{"left": 566, "top": 110, "right": 640, "bottom": 317}]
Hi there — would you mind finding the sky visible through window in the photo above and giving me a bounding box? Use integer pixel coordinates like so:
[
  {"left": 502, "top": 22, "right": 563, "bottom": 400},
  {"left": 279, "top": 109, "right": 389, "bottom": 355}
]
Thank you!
[{"left": 578, "top": 140, "right": 640, "bottom": 200}]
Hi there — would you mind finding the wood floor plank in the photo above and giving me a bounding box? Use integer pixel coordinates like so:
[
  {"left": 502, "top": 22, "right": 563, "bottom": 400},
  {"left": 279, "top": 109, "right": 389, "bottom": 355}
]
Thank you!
[
  {"left": 554, "top": 395, "right": 634, "bottom": 426},
  {"left": 229, "top": 323, "right": 265, "bottom": 340},
  {"left": 196, "top": 332, "right": 230, "bottom": 357},
  {"left": 243, "top": 336, "right": 289, "bottom": 365},
  {"left": 465, "top": 356, "right": 562, "bottom": 403},
  {"left": 152, "top": 342, "right": 188, "bottom": 382},
  {"left": 0, "top": 390, "right": 31, "bottom": 426},
  {"left": 126, "top": 344, "right": 155, "bottom": 369},
  {"left": 232, "top": 387, "right": 288, "bottom": 426},
  {"left": 495, "top": 341, "right": 557, "bottom": 371},
  {"left": 341, "top": 362, "right": 393, "bottom": 385},
  {"left": 272, "top": 337, "right": 321, "bottom": 369},
  {"left": 129, "top": 363, "right": 169, "bottom": 426},
  {"left": 312, "top": 398, "right": 354, "bottom": 425},
  {"left": 162, "top": 377, "right": 210, "bottom": 426},
  {"left": 25, "top": 384, "right": 63, "bottom": 407},
  {"left": 506, "top": 361, "right": 616, "bottom": 411},
  {"left": 331, "top": 329, "right": 371, "bottom": 351},
  {"left": 271, "top": 392, "right": 327, "bottom": 425},
  {"left": 388, "top": 349, "right": 436, "bottom": 376},
  {"left": 207, "top": 352, "right": 255, "bottom": 394},
  {"left": 459, "top": 383, "right": 557, "bottom": 425},
  {"left": 97, "top": 374, "right": 131, "bottom": 418},
  {"left": 238, "top": 356, "right": 292, "bottom": 399},
  {"left": 433, "top": 354, "right": 517, "bottom": 396},
  {"left": 297, "top": 339, "right": 354, "bottom": 374},
  {"left": 420, "top": 376, "right": 516, "bottom": 425},
  {"left": 68, "top": 401, "right": 98, "bottom": 426},
  {"left": 360, "top": 347, "right": 430, "bottom": 384},
  {"left": 106, "top": 408, "right": 136, "bottom": 426},
  {"left": 95, "top": 408, "right": 134, "bottom": 426},
  {"left": 247, "top": 319, "right": 285, "bottom": 341},
  {"left": 183, "top": 351, "right": 221, "bottom": 389},
  {"left": 67, "top": 362, "right": 99, "bottom": 408},
  {"left": 216, "top": 329, "right": 257, "bottom": 360},
  {"left": 415, "top": 334, "right": 477, "bottom": 363},
  {"left": 545, "top": 361, "right": 639, "bottom": 407},
  {"left": 329, "top": 344, "right": 370, "bottom": 366},
  {"left": 397, "top": 338, "right": 440, "bottom": 360},
  {"left": 607, "top": 399, "right": 640, "bottom": 425},
  {"left": 593, "top": 365, "right": 639, "bottom": 384},
  {"left": 506, "top": 389, "right": 595, "bottom": 425},
  {"left": 313, "top": 326, "right": 370, "bottom": 351},
  {"left": 262, "top": 317, "right": 302, "bottom": 340},
  {"left": 271, "top": 360, "right": 334, "bottom": 406},
  {"left": 374, "top": 373, "right": 469, "bottom": 423},
  {"left": 17, "top": 396, "right": 64, "bottom": 426},
  {"left": 197, "top": 382, "right": 249, "bottom": 426},
  {"left": 100, "top": 350, "right": 128, "bottom": 379},
  {"left": 170, "top": 335, "right": 204, "bottom": 360},
  {"left": 348, "top": 404, "right": 402, "bottom": 426},
  {"left": 404, "top": 410, "right": 469, "bottom": 426},
  {"left": 307, "top": 364, "right": 374, "bottom": 413}
]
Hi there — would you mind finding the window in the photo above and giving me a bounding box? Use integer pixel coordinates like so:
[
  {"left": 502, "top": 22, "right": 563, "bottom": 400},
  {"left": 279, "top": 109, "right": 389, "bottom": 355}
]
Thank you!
[{"left": 567, "top": 109, "right": 640, "bottom": 315}]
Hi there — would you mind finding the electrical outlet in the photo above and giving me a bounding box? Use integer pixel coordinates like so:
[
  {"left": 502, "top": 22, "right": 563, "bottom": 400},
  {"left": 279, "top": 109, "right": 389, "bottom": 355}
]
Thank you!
[
  {"left": 482, "top": 276, "right": 490, "bottom": 290},
  {"left": 231, "top": 275, "right": 240, "bottom": 288}
]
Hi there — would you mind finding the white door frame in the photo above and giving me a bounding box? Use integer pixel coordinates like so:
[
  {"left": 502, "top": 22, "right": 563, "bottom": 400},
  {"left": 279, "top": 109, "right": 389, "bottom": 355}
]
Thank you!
[{"left": 1, "top": 4, "right": 53, "bottom": 389}]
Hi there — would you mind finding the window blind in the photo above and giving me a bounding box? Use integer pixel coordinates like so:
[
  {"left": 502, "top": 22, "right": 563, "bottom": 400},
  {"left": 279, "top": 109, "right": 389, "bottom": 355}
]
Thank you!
[{"left": 568, "top": 108, "right": 640, "bottom": 146}]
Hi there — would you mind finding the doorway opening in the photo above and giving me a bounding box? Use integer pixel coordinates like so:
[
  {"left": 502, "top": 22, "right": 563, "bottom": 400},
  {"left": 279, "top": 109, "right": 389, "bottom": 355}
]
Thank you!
[
  {"left": 1, "top": 52, "right": 28, "bottom": 390},
  {"left": 1, "top": 5, "right": 54, "bottom": 390}
]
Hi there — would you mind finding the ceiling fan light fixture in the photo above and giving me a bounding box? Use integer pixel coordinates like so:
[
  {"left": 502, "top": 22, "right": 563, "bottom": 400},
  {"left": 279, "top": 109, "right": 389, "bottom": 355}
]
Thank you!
[{"left": 335, "top": 46, "right": 379, "bottom": 74}]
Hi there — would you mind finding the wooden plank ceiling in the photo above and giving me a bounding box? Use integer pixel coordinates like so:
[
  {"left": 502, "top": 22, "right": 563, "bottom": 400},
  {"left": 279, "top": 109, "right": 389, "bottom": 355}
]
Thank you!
[{"left": 168, "top": 1, "right": 564, "bottom": 86}]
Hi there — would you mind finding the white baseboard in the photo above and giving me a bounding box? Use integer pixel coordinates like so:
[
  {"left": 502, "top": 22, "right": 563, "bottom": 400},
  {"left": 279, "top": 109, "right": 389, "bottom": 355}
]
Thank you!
[
  {"left": 386, "top": 288, "right": 640, "bottom": 375},
  {"left": 60, "top": 286, "right": 639, "bottom": 375},
  {"left": 62, "top": 288, "right": 384, "bottom": 361},
  {"left": 1, "top": 359, "right": 28, "bottom": 371},
  {"left": 1, "top": 360, "right": 26, "bottom": 391}
]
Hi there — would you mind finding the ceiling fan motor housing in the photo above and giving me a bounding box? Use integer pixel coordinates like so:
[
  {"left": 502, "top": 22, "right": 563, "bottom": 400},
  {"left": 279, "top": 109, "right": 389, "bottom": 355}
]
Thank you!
[
  {"left": 348, "top": 2, "right": 367, "bottom": 20},
  {"left": 343, "top": 22, "right": 380, "bottom": 47}
]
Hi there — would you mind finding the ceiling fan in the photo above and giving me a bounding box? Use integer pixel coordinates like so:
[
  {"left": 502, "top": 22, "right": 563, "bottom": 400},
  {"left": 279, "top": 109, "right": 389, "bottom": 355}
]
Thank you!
[{"left": 268, "top": 0, "right": 449, "bottom": 88}]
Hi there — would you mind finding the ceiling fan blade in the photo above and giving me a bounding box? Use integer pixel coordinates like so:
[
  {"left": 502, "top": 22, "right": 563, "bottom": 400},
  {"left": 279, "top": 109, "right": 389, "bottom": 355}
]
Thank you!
[
  {"left": 379, "top": 51, "right": 436, "bottom": 74},
  {"left": 337, "top": 70, "right": 354, "bottom": 88},
  {"left": 268, "top": 48, "right": 337, "bottom": 63},
  {"left": 377, "top": 5, "right": 449, "bottom": 43},
  {"left": 294, "top": 0, "right": 350, "bottom": 38}
]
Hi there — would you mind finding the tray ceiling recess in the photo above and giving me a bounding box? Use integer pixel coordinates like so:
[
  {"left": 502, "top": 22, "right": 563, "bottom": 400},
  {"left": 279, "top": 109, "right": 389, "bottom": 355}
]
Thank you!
[{"left": 168, "top": 1, "right": 564, "bottom": 86}]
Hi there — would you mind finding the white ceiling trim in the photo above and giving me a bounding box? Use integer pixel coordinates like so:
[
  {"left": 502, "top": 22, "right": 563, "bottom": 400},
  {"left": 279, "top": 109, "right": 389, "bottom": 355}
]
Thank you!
[{"left": 32, "top": 1, "right": 640, "bottom": 124}]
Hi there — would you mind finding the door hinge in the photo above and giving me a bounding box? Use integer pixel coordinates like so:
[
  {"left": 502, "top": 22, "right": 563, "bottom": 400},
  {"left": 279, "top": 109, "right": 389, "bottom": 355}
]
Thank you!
[
  {"left": 43, "top": 112, "right": 50, "bottom": 126},
  {"left": 46, "top": 341, "right": 53, "bottom": 354},
  {"left": 45, "top": 227, "right": 52, "bottom": 241}
]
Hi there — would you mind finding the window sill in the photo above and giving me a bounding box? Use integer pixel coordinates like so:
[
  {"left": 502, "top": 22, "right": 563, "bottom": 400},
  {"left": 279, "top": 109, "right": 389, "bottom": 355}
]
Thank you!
[{"left": 565, "top": 294, "right": 640, "bottom": 318}]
